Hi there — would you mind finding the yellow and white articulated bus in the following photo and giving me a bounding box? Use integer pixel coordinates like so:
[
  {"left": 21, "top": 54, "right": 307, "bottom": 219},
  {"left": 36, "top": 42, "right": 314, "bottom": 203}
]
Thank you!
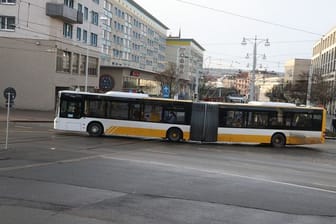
[{"left": 54, "top": 90, "right": 326, "bottom": 147}]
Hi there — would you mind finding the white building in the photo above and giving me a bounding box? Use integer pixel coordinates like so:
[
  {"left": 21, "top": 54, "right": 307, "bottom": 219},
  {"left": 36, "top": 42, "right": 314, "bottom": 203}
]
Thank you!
[
  {"left": 100, "top": 0, "right": 168, "bottom": 95},
  {"left": 284, "top": 58, "right": 310, "bottom": 84},
  {"left": 165, "top": 37, "right": 204, "bottom": 99},
  {"left": 312, "top": 27, "right": 336, "bottom": 113},
  {"left": 255, "top": 74, "right": 283, "bottom": 101}
]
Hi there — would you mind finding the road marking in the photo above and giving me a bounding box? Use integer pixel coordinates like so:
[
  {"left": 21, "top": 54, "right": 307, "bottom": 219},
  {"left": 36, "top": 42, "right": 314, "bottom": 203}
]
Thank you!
[
  {"left": 101, "top": 155, "right": 336, "bottom": 195},
  {"left": 2, "top": 152, "right": 336, "bottom": 195},
  {"left": 14, "top": 125, "right": 33, "bottom": 129},
  {"left": 0, "top": 155, "right": 101, "bottom": 172}
]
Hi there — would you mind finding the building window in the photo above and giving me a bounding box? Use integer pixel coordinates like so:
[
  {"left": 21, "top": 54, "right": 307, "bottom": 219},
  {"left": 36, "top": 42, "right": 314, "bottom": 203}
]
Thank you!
[
  {"left": 83, "top": 29, "right": 87, "bottom": 43},
  {"left": 77, "top": 3, "right": 82, "bottom": 13},
  {"left": 72, "top": 53, "right": 79, "bottom": 74},
  {"left": 80, "top": 55, "right": 86, "bottom": 75},
  {"left": 84, "top": 7, "right": 88, "bottom": 21},
  {"left": 63, "top": 23, "right": 73, "bottom": 38},
  {"left": 91, "top": 11, "right": 98, "bottom": 25},
  {"left": 88, "top": 56, "right": 98, "bottom": 76},
  {"left": 92, "top": 0, "right": 99, "bottom": 4},
  {"left": 90, "top": 33, "right": 98, "bottom": 46},
  {"left": 1, "top": 0, "right": 16, "bottom": 4},
  {"left": 76, "top": 27, "right": 81, "bottom": 41},
  {"left": 0, "top": 16, "right": 15, "bottom": 30},
  {"left": 56, "top": 50, "right": 71, "bottom": 73},
  {"left": 64, "top": 0, "right": 73, "bottom": 8}
]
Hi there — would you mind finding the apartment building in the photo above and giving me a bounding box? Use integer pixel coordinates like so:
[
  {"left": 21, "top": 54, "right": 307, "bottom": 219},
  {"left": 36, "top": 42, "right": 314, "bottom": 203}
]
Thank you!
[
  {"left": 284, "top": 58, "right": 310, "bottom": 84},
  {"left": 165, "top": 37, "right": 204, "bottom": 99},
  {"left": 0, "top": 0, "right": 169, "bottom": 110},
  {"left": 233, "top": 72, "right": 249, "bottom": 97},
  {"left": 312, "top": 27, "right": 336, "bottom": 113},
  {"left": 99, "top": 0, "right": 168, "bottom": 95}
]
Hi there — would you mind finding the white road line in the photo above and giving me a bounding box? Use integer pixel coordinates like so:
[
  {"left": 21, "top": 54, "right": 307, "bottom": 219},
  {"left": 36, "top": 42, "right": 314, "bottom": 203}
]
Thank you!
[
  {"left": 101, "top": 155, "right": 336, "bottom": 195},
  {"left": 0, "top": 155, "right": 101, "bottom": 172},
  {"left": 14, "top": 125, "right": 33, "bottom": 129},
  {"left": 2, "top": 152, "right": 336, "bottom": 195}
]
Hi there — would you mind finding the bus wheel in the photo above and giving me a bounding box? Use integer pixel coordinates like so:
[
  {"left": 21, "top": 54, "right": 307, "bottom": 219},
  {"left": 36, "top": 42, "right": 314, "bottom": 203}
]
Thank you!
[
  {"left": 271, "top": 133, "right": 286, "bottom": 148},
  {"left": 167, "top": 128, "right": 183, "bottom": 142},
  {"left": 87, "top": 122, "right": 104, "bottom": 137}
]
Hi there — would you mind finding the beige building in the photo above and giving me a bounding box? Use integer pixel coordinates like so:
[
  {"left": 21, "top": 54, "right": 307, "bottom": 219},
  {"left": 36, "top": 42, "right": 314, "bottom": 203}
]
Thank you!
[
  {"left": 0, "top": 0, "right": 103, "bottom": 110},
  {"left": 284, "top": 58, "right": 310, "bottom": 84},
  {"left": 165, "top": 37, "right": 204, "bottom": 99}
]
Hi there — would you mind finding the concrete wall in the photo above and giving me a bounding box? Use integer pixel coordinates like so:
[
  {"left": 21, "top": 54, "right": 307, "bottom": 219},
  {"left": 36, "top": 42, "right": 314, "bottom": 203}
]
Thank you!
[{"left": 0, "top": 38, "right": 100, "bottom": 110}]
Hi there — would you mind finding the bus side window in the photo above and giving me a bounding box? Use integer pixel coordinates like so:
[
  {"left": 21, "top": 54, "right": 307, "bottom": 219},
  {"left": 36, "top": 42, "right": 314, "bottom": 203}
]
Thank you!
[
  {"left": 232, "top": 111, "right": 244, "bottom": 127},
  {"left": 130, "top": 104, "right": 141, "bottom": 121},
  {"left": 144, "top": 105, "right": 162, "bottom": 122},
  {"left": 166, "top": 111, "right": 177, "bottom": 123}
]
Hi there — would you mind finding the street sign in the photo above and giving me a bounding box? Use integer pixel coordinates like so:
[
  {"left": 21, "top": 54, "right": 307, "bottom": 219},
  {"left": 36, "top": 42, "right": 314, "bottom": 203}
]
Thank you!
[
  {"left": 163, "top": 85, "right": 170, "bottom": 98},
  {"left": 4, "top": 87, "right": 16, "bottom": 100},
  {"left": 3, "top": 87, "right": 16, "bottom": 150}
]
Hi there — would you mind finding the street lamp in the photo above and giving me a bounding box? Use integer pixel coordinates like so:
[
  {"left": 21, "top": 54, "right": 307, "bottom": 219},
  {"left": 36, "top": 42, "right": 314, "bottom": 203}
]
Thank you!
[{"left": 242, "top": 36, "right": 270, "bottom": 101}]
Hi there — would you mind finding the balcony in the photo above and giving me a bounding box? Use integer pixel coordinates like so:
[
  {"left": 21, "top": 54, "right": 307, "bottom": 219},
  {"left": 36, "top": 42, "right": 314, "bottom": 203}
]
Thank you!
[{"left": 46, "top": 3, "right": 83, "bottom": 24}]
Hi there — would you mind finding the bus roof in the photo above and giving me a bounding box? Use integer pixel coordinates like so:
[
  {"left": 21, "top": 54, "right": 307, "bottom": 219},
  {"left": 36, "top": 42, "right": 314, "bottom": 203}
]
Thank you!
[
  {"left": 248, "top": 101, "right": 296, "bottom": 107},
  {"left": 59, "top": 90, "right": 149, "bottom": 99},
  {"left": 105, "top": 91, "right": 149, "bottom": 98},
  {"left": 58, "top": 91, "right": 324, "bottom": 111}
]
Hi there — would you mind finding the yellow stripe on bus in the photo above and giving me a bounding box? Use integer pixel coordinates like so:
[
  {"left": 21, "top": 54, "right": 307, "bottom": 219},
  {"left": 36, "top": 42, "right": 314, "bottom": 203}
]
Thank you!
[
  {"left": 105, "top": 126, "right": 190, "bottom": 140},
  {"left": 287, "top": 136, "right": 322, "bottom": 145},
  {"left": 218, "top": 134, "right": 322, "bottom": 145},
  {"left": 217, "top": 134, "right": 271, "bottom": 143}
]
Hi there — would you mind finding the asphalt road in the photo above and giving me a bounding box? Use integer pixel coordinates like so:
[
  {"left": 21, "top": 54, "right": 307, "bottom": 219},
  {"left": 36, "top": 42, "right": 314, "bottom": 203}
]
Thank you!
[{"left": 0, "top": 122, "right": 336, "bottom": 224}]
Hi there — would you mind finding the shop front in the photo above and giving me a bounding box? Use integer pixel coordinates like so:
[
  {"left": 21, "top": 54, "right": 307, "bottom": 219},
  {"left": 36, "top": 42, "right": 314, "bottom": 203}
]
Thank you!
[{"left": 100, "top": 66, "right": 161, "bottom": 96}]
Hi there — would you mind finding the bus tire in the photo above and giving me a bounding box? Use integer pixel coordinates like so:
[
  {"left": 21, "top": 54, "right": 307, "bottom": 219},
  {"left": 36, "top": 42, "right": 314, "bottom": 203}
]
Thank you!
[
  {"left": 87, "top": 122, "right": 104, "bottom": 137},
  {"left": 271, "top": 133, "right": 286, "bottom": 148},
  {"left": 167, "top": 128, "right": 183, "bottom": 142}
]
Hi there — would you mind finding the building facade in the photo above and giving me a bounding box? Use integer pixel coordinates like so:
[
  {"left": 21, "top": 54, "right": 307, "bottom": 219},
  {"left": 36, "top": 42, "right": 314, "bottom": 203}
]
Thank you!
[
  {"left": 0, "top": 0, "right": 104, "bottom": 110},
  {"left": 165, "top": 37, "right": 204, "bottom": 100},
  {"left": 0, "top": 0, "right": 170, "bottom": 110},
  {"left": 99, "top": 0, "right": 168, "bottom": 95},
  {"left": 284, "top": 58, "right": 310, "bottom": 84},
  {"left": 312, "top": 28, "right": 336, "bottom": 113},
  {"left": 234, "top": 72, "right": 249, "bottom": 97},
  {"left": 255, "top": 73, "right": 283, "bottom": 102}
]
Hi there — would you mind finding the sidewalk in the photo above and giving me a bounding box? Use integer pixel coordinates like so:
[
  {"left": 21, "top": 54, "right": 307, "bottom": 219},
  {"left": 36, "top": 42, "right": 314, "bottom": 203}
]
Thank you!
[{"left": 0, "top": 108, "right": 54, "bottom": 122}]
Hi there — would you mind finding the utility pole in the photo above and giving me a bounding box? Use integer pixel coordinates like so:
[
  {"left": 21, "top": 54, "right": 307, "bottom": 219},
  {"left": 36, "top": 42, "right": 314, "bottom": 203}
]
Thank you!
[{"left": 242, "top": 36, "right": 270, "bottom": 101}]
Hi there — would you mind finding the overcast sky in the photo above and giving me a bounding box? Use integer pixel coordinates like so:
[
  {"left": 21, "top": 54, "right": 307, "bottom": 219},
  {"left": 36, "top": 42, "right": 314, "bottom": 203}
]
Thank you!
[{"left": 135, "top": 0, "right": 336, "bottom": 72}]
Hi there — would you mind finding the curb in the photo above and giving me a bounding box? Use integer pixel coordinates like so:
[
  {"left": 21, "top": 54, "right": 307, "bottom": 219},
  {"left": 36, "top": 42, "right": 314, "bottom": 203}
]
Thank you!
[
  {"left": 326, "top": 137, "right": 336, "bottom": 140},
  {"left": 9, "top": 120, "right": 53, "bottom": 123}
]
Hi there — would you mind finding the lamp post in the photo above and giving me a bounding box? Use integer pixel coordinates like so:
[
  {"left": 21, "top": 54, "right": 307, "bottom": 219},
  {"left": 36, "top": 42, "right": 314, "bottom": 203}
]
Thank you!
[{"left": 241, "top": 36, "right": 270, "bottom": 101}]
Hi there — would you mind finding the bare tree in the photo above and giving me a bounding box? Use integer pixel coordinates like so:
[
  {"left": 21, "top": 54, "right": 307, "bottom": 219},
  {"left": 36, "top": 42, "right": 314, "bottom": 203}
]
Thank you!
[
  {"left": 156, "top": 62, "right": 177, "bottom": 98},
  {"left": 266, "top": 84, "right": 286, "bottom": 102},
  {"left": 310, "top": 72, "right": 334, "bottom": 107},
  {"left": 266, "top": 71, "right": 335, "bottom": 107}
]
